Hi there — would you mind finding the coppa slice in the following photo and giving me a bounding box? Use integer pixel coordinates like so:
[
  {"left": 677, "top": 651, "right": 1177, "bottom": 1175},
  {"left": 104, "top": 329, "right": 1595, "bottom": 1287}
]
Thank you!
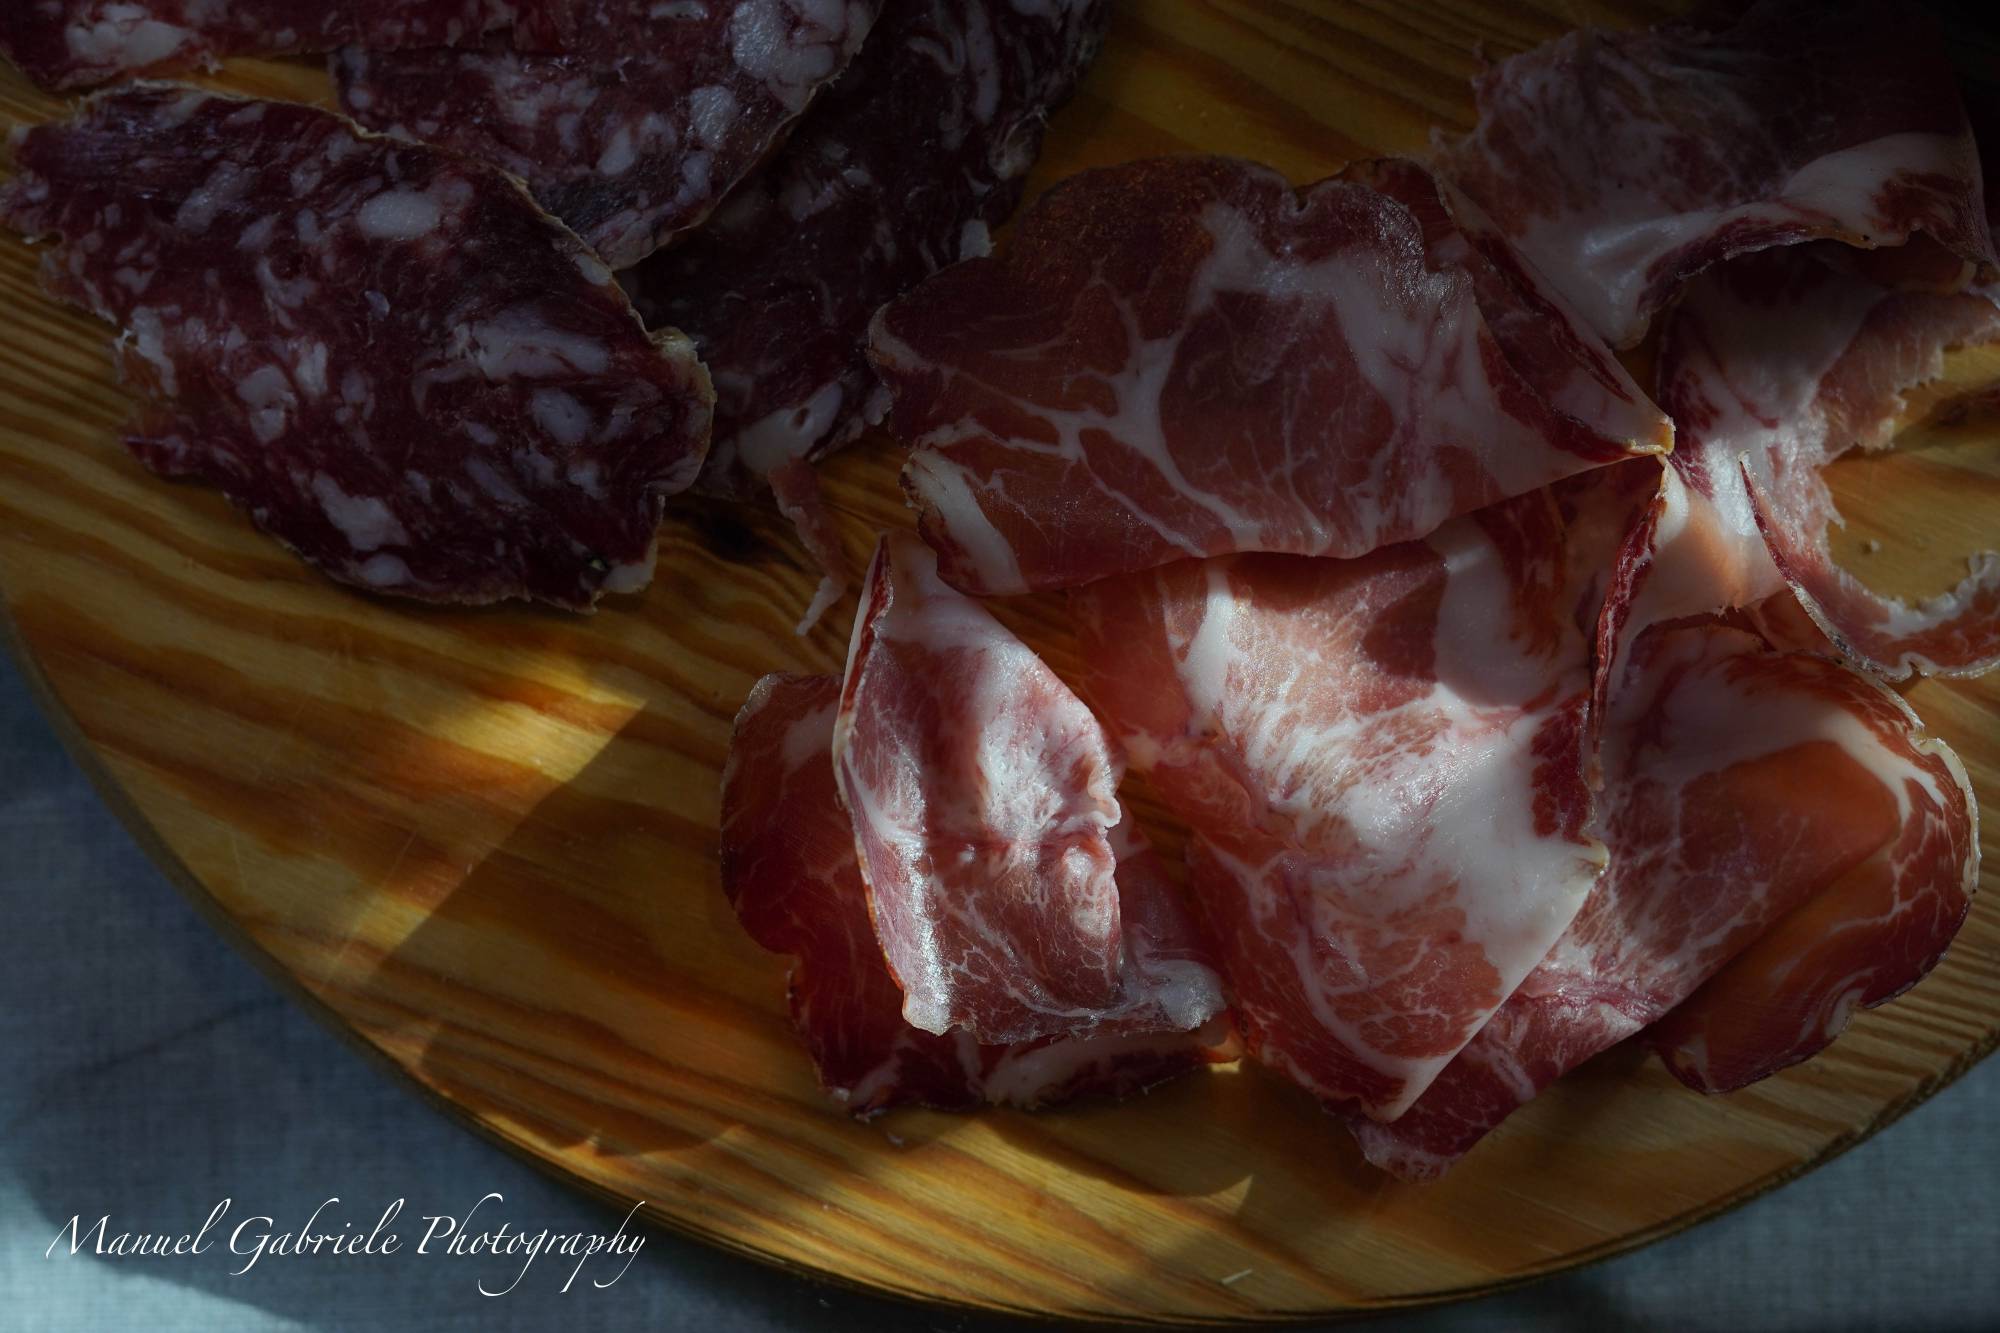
[
  {"left": 1350, "top": 620, "right": 1973, "bottom": 1178},
  {"left": 1655, "top": 248, "right": 2000, "bottom": 678},
  {"left": 835, "top": 532, "right": 1222, "bottom": 1045},
  {"left": 1648, "top": 722, "right": 1978, "bottom": 1094},
  {"left": 1437, "top": 0, "right": 1996, "bottom": 348},
  {"left": 335, "top": 0, "right": 882, "bottom": 269},
  {"left": 1071, "top": 492, "right": 1603, "bottom": 1121},
  {"left": 0, "top": 86, "right": 713, "bottom": 608},
  {"left": 869, "top": 155, "right": 1667, "bottom": 597},
  {"left": 0, "top": 0, "right": 577, "bottom": 92},
  {"left": 722, "top": 672, "right": 1228, "bottom": 1114}
]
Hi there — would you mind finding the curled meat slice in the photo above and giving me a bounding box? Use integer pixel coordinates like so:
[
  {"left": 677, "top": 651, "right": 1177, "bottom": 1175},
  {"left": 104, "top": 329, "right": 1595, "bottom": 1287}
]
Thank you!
[
  {"left": 1351, "top": 619, "right": 1970, "bottom": 1178},
  {"left": 0, "top": 86, "right": 713, "bottom": 608},
  {"left": 1071, "top": 491, "right": 1603, "bottom": 1121},
  {"left": 1655, "top": 248, "right": 2000, "bottom": 678},
  {"left": 722, "top": 672, "right": 1228, "bottom": 1114},
  {"left": 868, "top": 155, "right": 1669, "bottom": 597},
  {"left": 1647, "top": 692, "right": 1978, "bottom": 1093},
  {"left": 833, "top": 532, "right": 1220, "bottom": 1044},
  {"left": 1437, "top": 0, "right": 1996, "bottom": 347}
]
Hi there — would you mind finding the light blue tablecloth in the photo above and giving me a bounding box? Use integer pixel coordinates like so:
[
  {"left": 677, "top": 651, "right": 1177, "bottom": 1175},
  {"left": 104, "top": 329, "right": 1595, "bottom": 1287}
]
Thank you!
[{"left": 2, "top": 649, "right": 1994, "bottom": 1332}]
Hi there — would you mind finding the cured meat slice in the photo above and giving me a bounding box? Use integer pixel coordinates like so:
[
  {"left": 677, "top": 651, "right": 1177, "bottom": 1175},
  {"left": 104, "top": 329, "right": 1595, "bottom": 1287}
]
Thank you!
[
  {"left": 868, "top": 155, "right": 1668, "bottom": 597},
  {"left": 622, "top": 0, "right": 1108, "bottom": 625},
  {"left": 0, "top": 86, "right": 712, "bottom": 608},
  {"left": 1437, "top": 0, "right": 1997, "bottom": 348},
  {"left": 1648, "top": 767, "right": 1977, "bottom": 1093},
  {"left": 624, "top": 0, "right": 1108, "bottom": 499},
  {"left": 335, "top": 0, "right": 882, "bottom": 269},
  {"left": 1350, "top": 619, "right": 1971, "bottom": 1178},
  {"left": 1070, "top": 492, "right": 1604, "bottom": 1121},
  {"left": 0, "top": 0, "right": 575, "bottom": 92},
  {"left": 833, "top": 531, "right": 1221, "bottom": 1044},
  {"left": 1655, "top": 247, "right": 2000, "bottom": 677},
  {"left": 721, "top": 671, "right": 1227, "bottom": 1114}
]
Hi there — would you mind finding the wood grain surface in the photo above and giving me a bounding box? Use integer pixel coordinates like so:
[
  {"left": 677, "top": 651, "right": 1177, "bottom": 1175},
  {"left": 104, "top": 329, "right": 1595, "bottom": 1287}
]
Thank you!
[{"left": 3, "top": 1, "right": 1998, "bottom": 1322}]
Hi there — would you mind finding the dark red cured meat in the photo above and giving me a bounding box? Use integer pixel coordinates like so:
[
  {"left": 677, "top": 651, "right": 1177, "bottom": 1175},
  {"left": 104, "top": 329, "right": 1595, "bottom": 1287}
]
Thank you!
[
  {"left": 1436, "top": 0, "right": 1996, "bottom": 348},
  {"left": 624, "top": 0, "right": 1110, "bottom": 498},
  {"left": 720, "top": 671, "right": 1229, "bottom": 1114},
  {"left": 1654, "top": 247, "right": 2000, "bottom": 678},
  {"left": 868, "top": 155, "right": 1669, "bottom": 597},
  {"left": 0, "top": 0, "right": 576, "bottom": 92},
  {"left": 1350, "top": 618, "right": 1968, "bottom": 1178},
  {"left": 0, "top": 86, "right": 712, "bottom": 608},
  {"left": 623, "top": 0, "right": 1107, "bottom": 630},
  {"left": 1070, "top": 492, "right": 1605, "bottom": 1121},
  {"left": 334, "top": 0, "right": 882, "bottom": 269},
  {"left": 832, "top": 531, "right": 1226, "bottom": 1045}
]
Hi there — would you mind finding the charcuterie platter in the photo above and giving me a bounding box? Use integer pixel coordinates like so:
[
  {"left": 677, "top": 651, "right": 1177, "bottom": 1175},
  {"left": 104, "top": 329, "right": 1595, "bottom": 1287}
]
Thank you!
[{"left": 2, "top": 0, "right": 1997, "bottom": 1321}]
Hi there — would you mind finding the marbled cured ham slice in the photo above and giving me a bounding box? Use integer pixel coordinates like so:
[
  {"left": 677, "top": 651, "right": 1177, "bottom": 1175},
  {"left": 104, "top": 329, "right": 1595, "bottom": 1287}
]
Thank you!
[
  {"left": 1070, "top": 492, "right": 1604, "bottom": 1121},
  {"left": 1437, "top": 0, "right": 1996, "bottom": 348},
  {"left": 0, "top": 0, "right": 575, "bottom": 92},
  {"left": 833, "top": 532, "right": 1221, "bottom": 1044},
  {"left": 0, "top": 86, "right": 712, "bottom": 608},
  {"left": 1648, "top": 737, "right": 1978, "bottom": 1093},
  {"left": 1654, "top": 247, "right": 2000, "bottom": 678},
  {"left": 1350, "top": 618, "right": 1975, "bottom": 1178},
  {"left": 336, "top": 0, "right": 881, "bottom": 268},
  {"left": 868, "top": 155, "right": 1669, "bottom": 597},
  {"left": 722, "top": 671, "right": 1227, "bottom": 1113}
]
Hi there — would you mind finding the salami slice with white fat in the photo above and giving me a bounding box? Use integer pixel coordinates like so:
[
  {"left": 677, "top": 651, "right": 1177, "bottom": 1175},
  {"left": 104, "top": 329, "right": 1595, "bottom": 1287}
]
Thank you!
[
  {"left": 0, "top": 0, "right": 577, "bottom": 92},
  {"left": 0, "top": 86, "right": 713, "bottom": 608},
  {"left": 335, "top": 0, "right": 883, "bottom": 269},
  {"left": 624, "top": 0, "right": 1109, "bottom": 495},
  {"left": 622, "top": 0, "right": 1109, "bottom": 628}
]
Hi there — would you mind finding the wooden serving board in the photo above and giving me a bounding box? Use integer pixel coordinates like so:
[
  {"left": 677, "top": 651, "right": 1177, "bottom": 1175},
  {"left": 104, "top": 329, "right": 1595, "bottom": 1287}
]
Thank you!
[{"left": 3, "top": 1, "right": 1998, "bottom": 1321}]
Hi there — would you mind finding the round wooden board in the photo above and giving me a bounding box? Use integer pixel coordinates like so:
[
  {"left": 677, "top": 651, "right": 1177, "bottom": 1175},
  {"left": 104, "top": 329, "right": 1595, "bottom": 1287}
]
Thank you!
[{"left": 3, "top": 1, "right": 1999, "bottom": 1322}]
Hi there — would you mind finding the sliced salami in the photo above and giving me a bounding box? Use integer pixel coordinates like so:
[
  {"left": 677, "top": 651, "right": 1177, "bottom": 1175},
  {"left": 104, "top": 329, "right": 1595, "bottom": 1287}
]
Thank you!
[
  {"left": 334, "top": 0, "right": 883, "bottom": 269},
  {"left": 624, "top": 0, "right": 1110, "bottom": 497},
  {"left": 0, "top": 86, "right": 713, "bottom": 608},
  {"left": 0, "top": 0, "right": 576, "bottom": 92}
]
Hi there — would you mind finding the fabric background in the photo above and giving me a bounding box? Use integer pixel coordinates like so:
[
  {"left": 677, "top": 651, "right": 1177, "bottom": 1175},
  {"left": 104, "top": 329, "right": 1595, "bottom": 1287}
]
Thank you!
[{"left": 2, "top": 651, "right": 1994, "bottom": 1332}]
